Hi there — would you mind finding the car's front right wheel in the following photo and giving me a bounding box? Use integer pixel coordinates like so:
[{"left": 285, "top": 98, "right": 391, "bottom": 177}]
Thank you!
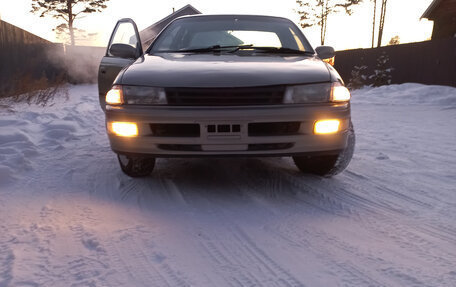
[
  {"left": 293, "top": 123, "right": 355, "bottom": 177},
  {"left": 117, "top": 154, "right": 155, "bottom": 177}
]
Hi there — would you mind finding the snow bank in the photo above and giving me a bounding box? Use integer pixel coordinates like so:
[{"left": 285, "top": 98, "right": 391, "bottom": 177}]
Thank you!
[
  {"left": 0, "top": 84, "right": 100, "bottom": 186},
  {"left": 351, "top": 83, "right": 456, "bottom": 108}
]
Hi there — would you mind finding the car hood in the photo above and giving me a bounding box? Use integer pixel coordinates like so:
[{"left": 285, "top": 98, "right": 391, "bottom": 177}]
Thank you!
[{"left": 119, "top": 53, "right": 331, "bottom": 88}]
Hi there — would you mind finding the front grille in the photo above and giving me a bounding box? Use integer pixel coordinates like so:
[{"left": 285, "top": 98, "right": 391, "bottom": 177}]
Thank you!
[
  {"left": 150, "top": 124, "right": 200, "bottom": 137},
  {"left": 165, "top": 86, "right": 285, "bottom": 106},
  {"left": 248, "top": 122, "right": 301, "bottom": 136}
]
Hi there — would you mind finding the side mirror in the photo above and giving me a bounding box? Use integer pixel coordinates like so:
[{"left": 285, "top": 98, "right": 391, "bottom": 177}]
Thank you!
[
  {"left": 109, "top": 43, "right": 137, "bottom": 59},
  {"left": 315, "top": 46, "right": 335, "bottom": 59},
  {"left": 315, "top": 46, "right": 335, "bottom": 66}
]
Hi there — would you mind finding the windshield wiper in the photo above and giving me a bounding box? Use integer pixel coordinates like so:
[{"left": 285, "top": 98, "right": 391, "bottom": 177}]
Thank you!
[
  {"left": 165, "top": 44, "right": 254, "bottom": 53},
  {"left": 158, "top": 45, "right": 313, "bottom": 55},
  {"left": 243, "top": 47, "right": 315, "bottom": 55}
]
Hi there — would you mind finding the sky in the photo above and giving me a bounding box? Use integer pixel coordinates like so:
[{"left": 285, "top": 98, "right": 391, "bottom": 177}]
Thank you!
[{"left": 0, "top": 0, "right": 434, "bottom": 50}]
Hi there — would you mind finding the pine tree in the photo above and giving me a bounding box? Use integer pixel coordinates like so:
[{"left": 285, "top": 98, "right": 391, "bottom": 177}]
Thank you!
[
  {"left": 31, "top": 0, "right": 110, "bottom": 46},
  {"left": 370, "top": 52, "right": 393, "bottom": 87},
  {"left": 347, "top": 65, "right": 368, "bottom": 90}
]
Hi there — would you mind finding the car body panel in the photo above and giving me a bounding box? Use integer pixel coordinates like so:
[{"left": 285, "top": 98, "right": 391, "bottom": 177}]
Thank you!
[{"left": 117, "top": 54, "right": 331, "bottom": 88}]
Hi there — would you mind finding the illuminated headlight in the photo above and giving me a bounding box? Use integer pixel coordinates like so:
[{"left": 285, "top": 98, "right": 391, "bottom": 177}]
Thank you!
[
  {"left": 284, "top": 83, "right": 332, "bottom": 103},
  {"left": 108, "top": 122, "right": 138, "bottom": 137},
  {"left": 314, "top": 119, "right": 340, "bottom": 134},
  {"left": 123, "top": 85, "right": 167, "bottom": 105},
  {"left": 106, "top": 85, "right": 123, "bottom": 105},
  {"left": 284, "top": 82, "right": 350, "bottom": 104},
  {"left": 331, "top": 83, "right": 351, "bottom": 102}
]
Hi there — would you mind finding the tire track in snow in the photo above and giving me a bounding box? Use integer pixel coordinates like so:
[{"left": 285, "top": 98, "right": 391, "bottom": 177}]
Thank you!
[
  {"left": 105, "top": 226, "right": 191, "bottom": 287},
  {"left": 196, "top": 223, "right": 305, "bottom": 287},
  {"left": 0, "top": 225, "right": 14, "bottom": 287},
  {"left": 222, "top": 162, "right": 390, "bottom": 286},
  {"left": 222, "top": 159, "right": 455, "bottom": 287},
  {"left": 159, "top": 166, "right": 307, "bottom": 287}
]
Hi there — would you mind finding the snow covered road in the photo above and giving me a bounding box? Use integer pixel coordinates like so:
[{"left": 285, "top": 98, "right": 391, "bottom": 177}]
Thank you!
[{"left": 0, "top": 84, "right": 455, "bottom": 286}]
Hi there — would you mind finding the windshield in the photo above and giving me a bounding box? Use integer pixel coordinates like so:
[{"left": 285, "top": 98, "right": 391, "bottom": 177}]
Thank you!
[{"left": 149, "top": 16, "right": 314, "bottom": 53}]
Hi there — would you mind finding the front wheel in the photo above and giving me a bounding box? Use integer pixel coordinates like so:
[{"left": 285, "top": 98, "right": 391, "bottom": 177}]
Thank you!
[
  {"left": 293, "top": 123, "right": 355, "bottom": 177},
  {"left": 117, "top": 154, "right": 155, "bottom": 177}
]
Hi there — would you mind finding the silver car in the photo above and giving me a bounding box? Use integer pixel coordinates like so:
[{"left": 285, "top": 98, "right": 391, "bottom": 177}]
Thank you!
[{"left": 98, "top": 15, "right": 355, "bottom": 177}]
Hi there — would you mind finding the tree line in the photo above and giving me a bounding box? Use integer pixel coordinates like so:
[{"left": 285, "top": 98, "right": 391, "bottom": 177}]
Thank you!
[{"left": 296, "top": 0, "right": 390, "bottom": 48}]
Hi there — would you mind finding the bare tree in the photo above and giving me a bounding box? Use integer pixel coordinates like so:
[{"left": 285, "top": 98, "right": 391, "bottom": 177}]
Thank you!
[
  {"left": 31, "top": 0, "right": 110, "bottom": 46},
  {"left": 371, "top": 0, "right": 377, "bottom": 48},
  {"left": 296, "top": 0, "right": 363, "bottom": 45},
  {"left": 377, "top": 0, "right": 388, "bottom": 47}
]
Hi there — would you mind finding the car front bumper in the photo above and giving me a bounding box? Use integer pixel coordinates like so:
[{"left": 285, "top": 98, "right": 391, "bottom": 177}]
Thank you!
[{"left": 105, "top": 103, "right": 351, "bottom": 157}]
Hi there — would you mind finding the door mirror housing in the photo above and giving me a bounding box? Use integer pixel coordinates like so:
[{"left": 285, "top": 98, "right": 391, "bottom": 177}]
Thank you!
[
  {"left": 315, "top": 46, "right": 335, "bottom": 66},
  {"left": 315, "top": 46, "right": 335, "bottom": 59},
  {"left": 109, "top": 43, "right": 137, "bottom": 59}
]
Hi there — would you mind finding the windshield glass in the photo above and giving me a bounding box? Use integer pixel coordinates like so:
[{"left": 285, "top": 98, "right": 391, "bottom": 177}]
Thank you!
[{"left": 150, "top": 16, "right": 313, "bottom": 53}]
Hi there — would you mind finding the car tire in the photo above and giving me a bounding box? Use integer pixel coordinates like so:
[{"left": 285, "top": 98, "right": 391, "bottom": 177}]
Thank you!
[
  {"left": 293, "top": 122, "right": 355, "bottom": 177},
  {"left": 117, "top": 154, "right": 155, "bottom": 177}
]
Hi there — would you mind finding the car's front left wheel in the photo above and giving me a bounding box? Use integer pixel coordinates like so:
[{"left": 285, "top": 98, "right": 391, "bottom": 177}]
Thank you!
[
  {"left": 293, "top": 122, "right": 355, "bottom": 177},
  {"left": 117, "top": 154, "right": 155, "bottom": 177}
]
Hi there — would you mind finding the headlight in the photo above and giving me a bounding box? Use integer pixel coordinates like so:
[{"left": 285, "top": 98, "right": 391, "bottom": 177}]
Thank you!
[
  {"left": 284, "top": 83, "right": 332, "bottom": 104},
  {"left": 331, "top": 82, "right": 351, "bottom": 102},
  {"left": 284, "top": 82, "right": 350, "bottom": 104},
  {"left": 106, "top": 85, "right": 124, "bottom": 105},
  {"left": 123, "top": 85, "right": 167, "bottom": 105}
]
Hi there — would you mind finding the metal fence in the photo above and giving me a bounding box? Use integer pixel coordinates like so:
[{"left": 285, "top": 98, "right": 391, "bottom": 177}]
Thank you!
[{"left": 334, "top": 38, "right": 456, "bottom": 87}]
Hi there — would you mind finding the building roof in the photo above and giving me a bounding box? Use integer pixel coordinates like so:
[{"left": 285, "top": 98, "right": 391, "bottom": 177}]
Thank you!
[
  {"left": 422, "top": 0, "right": 456, "bottom": 19},
  {"left": 139, "top": 4, "right": 201, "bottom": 46},
  {"left": 422, "top": 0, "right": 443, "bottom": 19}
]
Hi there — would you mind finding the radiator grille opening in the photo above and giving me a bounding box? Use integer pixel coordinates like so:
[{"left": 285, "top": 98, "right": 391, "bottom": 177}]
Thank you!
[
  {"left": 248, "top": 122, "right": 301, "bottom": 136},
  {"left": 165, "top": 86, "right": 285, "bottom": 106},
  {"left": 150, "top": 124, "right": 200, "bottom": 137}
]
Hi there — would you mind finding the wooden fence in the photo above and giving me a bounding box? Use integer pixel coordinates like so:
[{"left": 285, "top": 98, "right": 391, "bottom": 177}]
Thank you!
[
  {"left": 334, "top": 38, "right": 456, "bottom": 87},
  {"left": 0, "top": 20, "right": 105, "bottom": 97}
]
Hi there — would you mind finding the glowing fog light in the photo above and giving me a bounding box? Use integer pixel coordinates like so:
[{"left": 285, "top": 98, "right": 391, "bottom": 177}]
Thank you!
[
  {"left": 331, "top": 83, "right": 351, "bottom": 102},
  {"left": 109, "top": 122, "right": 138, "bottom": 137},
  {"left": 106, "top": 85, "right": 123, "bottom": 105},
  {"left": 314, "top": 119, "right": 340, "bottom": 134}
]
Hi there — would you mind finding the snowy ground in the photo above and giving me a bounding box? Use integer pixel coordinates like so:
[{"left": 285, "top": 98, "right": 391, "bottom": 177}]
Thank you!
[{"left": 0, "top": 83, "right": 455, "bottom": 287}]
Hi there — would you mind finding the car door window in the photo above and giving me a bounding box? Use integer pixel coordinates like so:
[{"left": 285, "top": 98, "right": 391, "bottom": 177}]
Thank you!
[{"left": 108, "top": 22, "right": 139, "bottom": 56}]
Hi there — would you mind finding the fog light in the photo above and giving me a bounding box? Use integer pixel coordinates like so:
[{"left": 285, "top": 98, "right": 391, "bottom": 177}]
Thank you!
[
  {"left": 314, "top": 119, "right": 340, "bottom": 134},
  {"left": 109, "top": 122, "right": 138, "bottom": 137}
]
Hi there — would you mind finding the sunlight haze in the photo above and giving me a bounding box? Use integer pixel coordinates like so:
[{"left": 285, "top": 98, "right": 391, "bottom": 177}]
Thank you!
[{"left": 0, "top": 0, "right": 434, "bottom": 50}]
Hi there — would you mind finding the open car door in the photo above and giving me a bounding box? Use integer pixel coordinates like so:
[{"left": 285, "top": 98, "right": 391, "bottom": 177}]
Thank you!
[{"left": 98, "top": 18, "right": 142, "bottom": 110}]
